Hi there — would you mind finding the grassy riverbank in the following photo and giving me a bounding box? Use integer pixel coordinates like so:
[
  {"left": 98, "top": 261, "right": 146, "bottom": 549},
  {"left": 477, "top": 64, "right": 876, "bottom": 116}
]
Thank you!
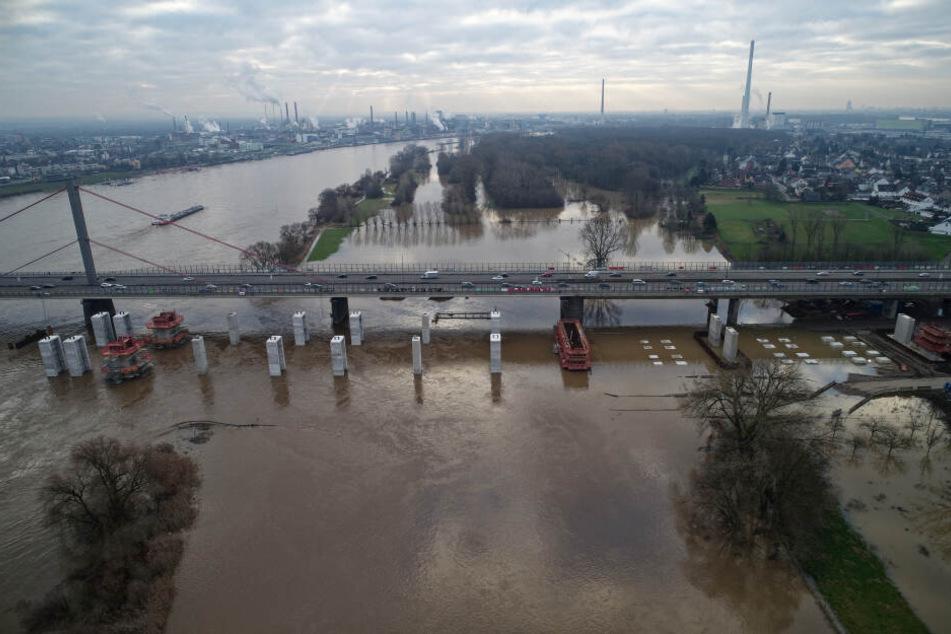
[
  {"left": 306, "top": 193, "right": 395, "bottom": 261},
  {"left": 805, "top": 509, "right": 930, "bottom": 634},
  {"left": 703, "top": 189, "right": 951, "bottom": 261}
]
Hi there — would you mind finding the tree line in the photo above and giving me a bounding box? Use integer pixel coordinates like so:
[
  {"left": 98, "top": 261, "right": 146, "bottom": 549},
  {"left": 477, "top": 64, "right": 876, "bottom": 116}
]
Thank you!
[{"left": 239, "top": 144, "right": 431, "bottom": 269}]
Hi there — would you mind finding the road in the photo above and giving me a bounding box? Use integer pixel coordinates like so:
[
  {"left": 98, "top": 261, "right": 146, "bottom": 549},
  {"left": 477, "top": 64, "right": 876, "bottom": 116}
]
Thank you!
[{"left": 1, "top": 264, "right": 948, "bottom": 300}]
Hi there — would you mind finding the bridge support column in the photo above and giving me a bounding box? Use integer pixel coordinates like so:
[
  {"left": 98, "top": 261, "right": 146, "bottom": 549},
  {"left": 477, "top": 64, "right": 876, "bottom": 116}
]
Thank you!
[
  {"left": 560, "top": 296, "right": 584, "bottom": 323},
  {"left": 63, "top": 335, "right": 91, "bottom": 377},
  {"left": 422, "top": 313, "right": 431, "bottom": 344},
  {"left": 112, "top": 311, "right": 133, "bottom": 337},
  {"left": 82, "top": 298, "right": 115, "bottom": 333},
  {"left": 412, "top": 336, "right": 422, "bottom": 375},
  {"left": 490, "top": 310, "right": 501, "bottom": 336},
  {"left": 726, "top": 298, "right": 741, "bottom": 326},
  {"left": 228, "top": 312, "right": 240, "bottom": 345},
  {"left": 90, "top": 311, "right": 116, "bottom": 348},
  {"left": 882, "top": 300, "right": 899, "bottom": 320},
  {"left": 490, "top": 333, "right": 502, "bottom": 374},
  {"left": 192, "top": 336, "right": 209, "bottom": 375},
  {"left": 293, "top": 311, "right": 310, "bottom": 346},
  {"left": 39, "top": 335, "right": 66, "bottom": 378},
  {"left": 723, "top": 327, "right": 739, "bottom": 364},
  {"left": 349, "top": 311, "right": 363, "bottom": 345},
  {"left": 708, "top": 313, "right": 724, "bottom": 347},
  {"left": 330, "top": 335, "right": 348, "bottom": 376},
  {"left": 893, "top": 313, "right": 916, "bottom": 345},
  {"left": 266, "top": 336, "right": 286, "bottom": 376},
  {"left": 330, "top": 297, "right": 349, "bottom": 326}
]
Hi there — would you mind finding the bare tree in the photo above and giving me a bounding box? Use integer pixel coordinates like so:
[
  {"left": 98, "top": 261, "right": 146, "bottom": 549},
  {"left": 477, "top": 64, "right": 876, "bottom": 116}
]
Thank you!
[
  {"left": 874, "top": 425, "right": 912, "bottom": 460},
  {"left": 890, "top": 222, "right": 906, "bottom": 258},
  {"left": 680, "top": 363, "right": 832, "bottom": 559},
  {"left": 828, "top": 409, "right": 846, "bottom": 442},
  {"left": 785, "top": 208, "right": 803, "bottom": 258},
  {"left": 923, "top": 420, "right": 947, "bottom": 458},
  {"left": 240, "top": 240, "right": 282, "bottom": 271},
  {"left": 860, "top": 418, "right": 888, "bottom": 444},
  {"left": 802, "top": 210, "right": 826, "bottom": 258},
  {"left": 829, "top": 214, "right": 848, "bottom": 261},
  {"left": 579, "top": 213, "right": 627, "bottom": 268},
  {"left": 847, "top": 434, "right": 867, "bottom": 458}
]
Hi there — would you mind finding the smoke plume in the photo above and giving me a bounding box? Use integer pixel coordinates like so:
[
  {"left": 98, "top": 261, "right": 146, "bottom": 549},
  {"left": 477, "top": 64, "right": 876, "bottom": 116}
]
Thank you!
[
  {"left": 234, "top": 63, "right": 281, "bottom": 105},
  {"left": 141, "top": 100, "right": 174, "bottom": 118}
]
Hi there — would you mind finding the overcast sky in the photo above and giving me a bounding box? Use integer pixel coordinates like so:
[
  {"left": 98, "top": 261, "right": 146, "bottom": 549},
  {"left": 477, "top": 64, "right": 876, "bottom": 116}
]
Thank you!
[{"left": 1, "top": 0, "right": 949, "bottom": 122}]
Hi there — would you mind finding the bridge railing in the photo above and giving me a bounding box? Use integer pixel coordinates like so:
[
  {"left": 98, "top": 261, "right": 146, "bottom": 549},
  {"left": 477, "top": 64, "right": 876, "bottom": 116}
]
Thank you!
[{"left": 4, "top": 258, "right": 949, "bottom": 278}]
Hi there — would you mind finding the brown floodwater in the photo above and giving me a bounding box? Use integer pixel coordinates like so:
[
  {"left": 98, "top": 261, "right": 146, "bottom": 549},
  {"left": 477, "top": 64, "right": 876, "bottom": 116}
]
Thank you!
[{"left": 2, "top": 318, "right": 840, "bottom": 634}]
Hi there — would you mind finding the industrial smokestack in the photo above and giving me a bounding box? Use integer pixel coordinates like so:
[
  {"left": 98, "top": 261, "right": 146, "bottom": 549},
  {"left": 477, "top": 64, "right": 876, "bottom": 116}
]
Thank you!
[
  {"left": 370, "top": 106, "right": 374, "bottom": 127},
  {"left": 765, "top": 91, "right": 772, "bottom": 119},
  {"left": 285, "top": 102, "right": 290, "bottom": 124},
  {"left": 405, "top": 110, "right": 409, "bottom": 125},
  {"left": 294, "top": 102, "right": 299, "bottom": 125},
  {"left": 739, "top": 40, "right": 755, "bottom": 128},
  {"left": 395, "top": 111, "right": 398, "bottom": 124},
  {"left": 600, "top": 78, "right": 605, "bottom": 118}
]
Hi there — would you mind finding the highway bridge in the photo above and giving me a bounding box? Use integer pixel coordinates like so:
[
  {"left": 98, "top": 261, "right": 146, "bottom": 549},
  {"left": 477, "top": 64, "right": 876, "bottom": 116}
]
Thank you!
[
  {"left": 4, "top": 263, "right": 950, "bottom": 325},
  {"left": 3, "top": 183, "right": 950, "bottom": 325},
  {"left": 3, "top": 263, "right": 949, "bottom": 300}
]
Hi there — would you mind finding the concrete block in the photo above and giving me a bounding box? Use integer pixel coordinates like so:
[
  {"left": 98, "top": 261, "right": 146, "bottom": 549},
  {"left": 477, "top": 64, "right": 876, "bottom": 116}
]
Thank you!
[
  {"left": 350, "top": 311, "right": 363, "bottom": 346},
  {"left": 293, "top": 311, "right": 309, "bottom": 346},
  {"left": 723, "top": 327, "right": 739, "bottom": 363},
  {"left": 490, "top": 310, "right": 501, "bottom": 336},
  {"left": 266, "top": 335, "right": 286, "bottom": 376},
  {"left": 708, "top": 313, "right": 723, "bottom": 347},
  {"left": 39, "top": 335, "right": 65, "bottom": 377},
  {"left": 228, "top": 312, "right": 240, "bottom": 345},
  {"left": 490, "top": 333, "right": 502, "bottom": 374},
  {"left": 112, "top": 311, "right": 133, "bottom": 337},
  {"left": 192, "top": 336, "right": 209, "bottom": 375},
  {"left": 331, "top": 335, "right": 348, "bottom": 376},
  {"left": 63, "top": 335, "right": 92, "bottom": 377},
  {"left": 91, "top": 311, "right": 116, "bottom": 347},
  {"left": 893, "top": 313, "right": 916, "bottom": 345},
  {"left": 422, "top": 313, "right": 431, "bottom": 345},
  {"left": 412, "top": 335, "right": 422, "bottom": 375}
]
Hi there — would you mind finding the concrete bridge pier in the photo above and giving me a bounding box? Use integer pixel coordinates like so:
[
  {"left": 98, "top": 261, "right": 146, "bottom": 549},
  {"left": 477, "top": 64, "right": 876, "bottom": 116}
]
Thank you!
[
  {"left": 330, "top": 297, "right": 349, "bottom": 326},
  {"left": 883, "top": 300, "right": 899, "bottom": 320},
  {"left": 81, "top": 298, "right": 115, "bottom": 333},
  {"left": 726, "top": 298, "right": 741, "bottom": 326},
  {"left": 560, "top": 296, "right": 584, "bottom": 323}
]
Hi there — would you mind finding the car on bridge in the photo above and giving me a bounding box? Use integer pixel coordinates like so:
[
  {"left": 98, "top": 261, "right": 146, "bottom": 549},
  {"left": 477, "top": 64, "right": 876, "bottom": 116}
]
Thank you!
[
  {"left": 461, "top": 281, "right": 475, "bottom": 289},
  {"left": 632, "top": 279, "right": 646, "bottom": 285},
  {"left": 919, "top": 272, "right": 931, "bottom": 277},
  {"left": 839, "top": 281, "right": 854, "bottom": 286},
  {"left": 540, "top": 272, "right": 553, "bottom": 277},
  {"left": 491, "top": 275, "right": 506, "bottom": 281},
  {"left": 584, "top": 271, "right": 600, "bottom": 278},
  {"left": 816, "top": 271, "right": 830, "bottom": 276}
]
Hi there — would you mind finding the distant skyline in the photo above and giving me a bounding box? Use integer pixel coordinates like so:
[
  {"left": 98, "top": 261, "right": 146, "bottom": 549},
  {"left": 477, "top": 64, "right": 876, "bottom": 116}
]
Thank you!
[{"left": 1, "top": 0, "right": 950, "bottom": 123}]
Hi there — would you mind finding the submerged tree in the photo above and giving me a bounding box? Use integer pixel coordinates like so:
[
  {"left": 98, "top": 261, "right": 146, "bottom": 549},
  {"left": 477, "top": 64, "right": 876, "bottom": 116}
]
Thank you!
[
  {"left": 680, "top": 362, "right": 833, "bottom": 559},
  {"left": 578, "top": 214, "right": 627, "bottom": 268}
]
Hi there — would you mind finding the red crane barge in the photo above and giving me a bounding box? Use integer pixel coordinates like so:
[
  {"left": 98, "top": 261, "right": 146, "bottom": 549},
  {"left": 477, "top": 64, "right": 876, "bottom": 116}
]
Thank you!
[{"left": 553, "top": 319, "right": 592, "bottom": 371}]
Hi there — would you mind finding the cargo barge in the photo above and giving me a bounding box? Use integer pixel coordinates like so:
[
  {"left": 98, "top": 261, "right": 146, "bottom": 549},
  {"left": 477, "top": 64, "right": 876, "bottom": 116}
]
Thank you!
[{"left": 151, "top": 204, "right": 204, "bottom": 226}]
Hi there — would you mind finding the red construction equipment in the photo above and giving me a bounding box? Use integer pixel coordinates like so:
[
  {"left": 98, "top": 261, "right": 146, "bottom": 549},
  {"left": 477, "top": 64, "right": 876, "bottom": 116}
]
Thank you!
[
  {"left": 553, "top": 319, "right": 592, "bottom": 371},
  {"left": 100, "top": 336, "right": 153, "bottom": 383}
]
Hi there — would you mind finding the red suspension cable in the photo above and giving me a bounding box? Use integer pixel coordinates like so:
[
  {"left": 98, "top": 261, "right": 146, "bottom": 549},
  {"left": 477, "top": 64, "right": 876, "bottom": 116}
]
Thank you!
[
  {"left": 78, "top": 187, "right": 326, "bottom": 281},
  {"left": 2, "top": 240, "right": 77, "bottom": 276},
  {"left": 89, "top": 239, "right": 201, "bottom": 280},
  {"left": 0, "top": 188, "right": 65, "bottom": 225}
]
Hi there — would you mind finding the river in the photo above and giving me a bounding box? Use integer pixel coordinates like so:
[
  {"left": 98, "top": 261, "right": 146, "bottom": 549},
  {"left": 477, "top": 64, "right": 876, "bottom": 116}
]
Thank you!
[{"left": 0, "top": 141, "right": 947, "bottom": 633}]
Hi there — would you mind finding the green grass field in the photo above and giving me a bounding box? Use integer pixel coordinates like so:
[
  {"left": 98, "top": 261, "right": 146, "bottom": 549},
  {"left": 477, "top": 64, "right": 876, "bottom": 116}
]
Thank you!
[
  {"left": 307, "top": 228, "right": 352, "bottom": 261},
  {"left": 703, "top": 189, "right": 951, "bottom": 262},
  {"left": 805, "top": 510, "right": 930, "bottom": 634},
  {"left": 307, "top": 196, "right": 393, "bottom": 261}
]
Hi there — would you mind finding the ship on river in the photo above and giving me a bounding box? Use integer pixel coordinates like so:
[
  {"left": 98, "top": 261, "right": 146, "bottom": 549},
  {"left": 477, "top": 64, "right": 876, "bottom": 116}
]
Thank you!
[{"left": 151, "top": 204, "right": 204, "bottom": 226}]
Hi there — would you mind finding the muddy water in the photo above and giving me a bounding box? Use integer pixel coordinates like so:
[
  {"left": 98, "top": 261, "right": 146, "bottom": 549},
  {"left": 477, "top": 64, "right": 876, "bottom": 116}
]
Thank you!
[
  {"left": 1, "top": 318, "right": 841, "bottom": 634},
  {"left": 817, "top": 394, "right": 951, "bottom": 634}
]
